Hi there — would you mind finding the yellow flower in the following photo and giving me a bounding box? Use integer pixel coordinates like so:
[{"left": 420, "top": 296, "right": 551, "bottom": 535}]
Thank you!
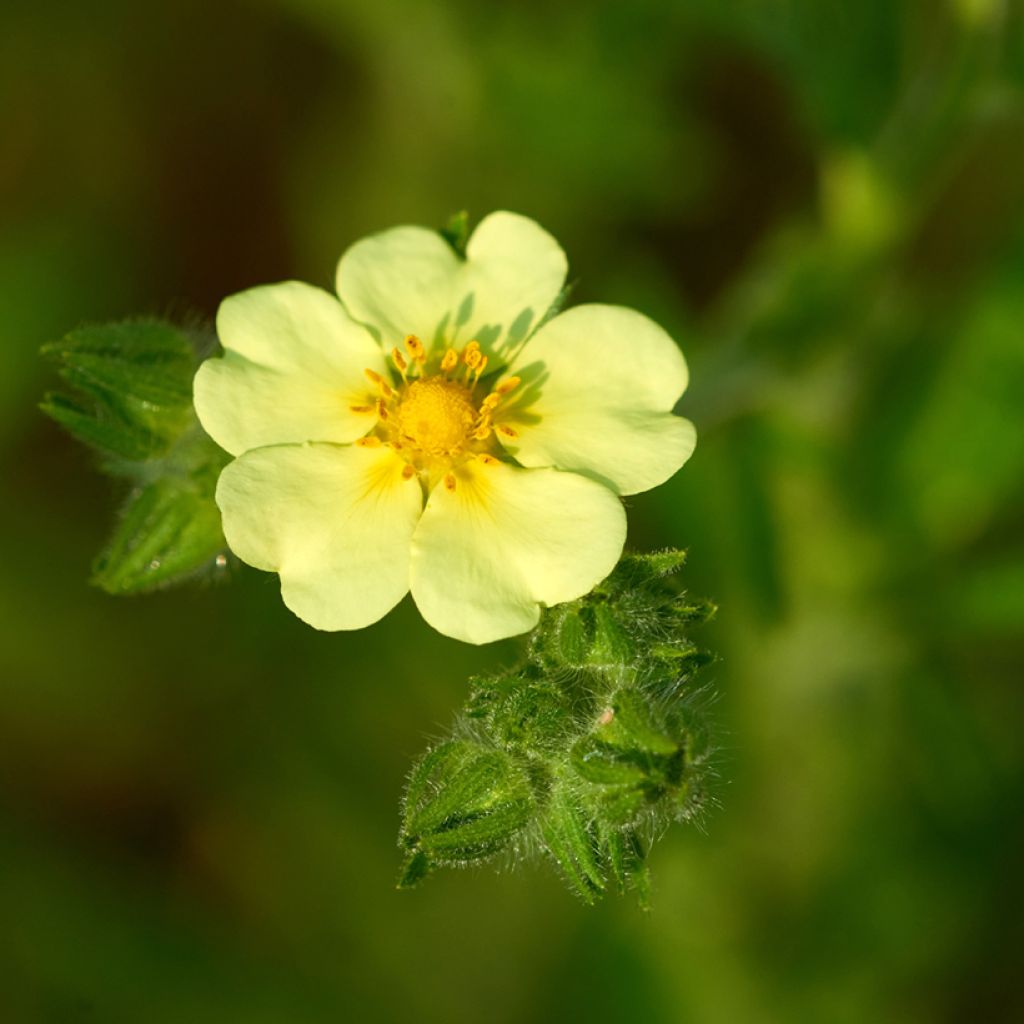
[{"left": 194, "top": 212, "right": 695, "bottom": 643}]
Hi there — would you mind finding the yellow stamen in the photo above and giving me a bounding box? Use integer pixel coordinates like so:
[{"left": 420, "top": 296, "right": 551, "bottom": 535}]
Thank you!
[
  {"left": 462, "top": 340, "right": 481, "bottom": 369},
  {"left": 473, "top": 424, "right": 492, "bottom": 441},
  {"left": 495, "top": 376, "right": 520, "bottom": 395},
  {"left": 355, "top": 435, "right": 381, "bottom": 448},
  {"left": 405, "top": 334, "right": 427, "bottom": 364},
  {"left": 472, "top": 355, "right": 489, "bottom": 383},
  {"left": 481, "top": 393, "right": 502, "bottom": 411},
  {"left": 364, "top": 368, "right": 384, "bottom": 386},
  {"left": 401, "top": 463, "right": 416, "bottom": 480},
  {"left": 476, "top": 453, "right": 498, "bottom": 466},
  {"left": 391, "top": 347, "right": 408, "bottom": 375},
  {"left": 440, "top": 348, "right": 458, "bottom": 373},
  {"left": 349, "top": 404, "right": 375, "bottom": 414},
  {"left": 377, "top": 398, "right": 389, "bottom": 420},
  {"left": 496, "top": 424, "right": 519, "bottom": 439},
  {"left": 444, "top": 472, "right": 457, "bottom": 492}
]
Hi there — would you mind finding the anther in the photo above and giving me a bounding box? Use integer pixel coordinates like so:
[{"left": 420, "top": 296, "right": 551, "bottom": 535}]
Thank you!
[
  {"left": 355, "top": 435, "right": 381, "bottom": 448},
  {"left": 476, "top": 453, "right": 498, "bottom": 466},
  {"left": 444, "top": 472, "right": 457, "bottom": 492},
  {"left": 401, "top": 464, "right": 416, "bottom": 480},
  {"left": 462, "top": 340, "right": 481, "bottom": 367},
  {"left": 440, "top": 349, "right": 458, "bottom": 373},
  {"left": 496, "top": 424, "right": 519, "bottom": 439},
  {"left": 405, "top": 334, "right": 427, "bottom": 363},
  {"left": 377, "top": 398, "right": 389, "bottom": 420},
  {"left": 364, "top": 368, "right": 384, "bottom": 386},
  {"left": 391, "top": 347, "right": 408, "bottom": 374},
  {"left": 473, "top": 424, "right": 492, "bottom": 440},
  {"left": 481, "top": 393, "right": 502, "bottom": 411},
  {"left": 349, "top": 404, "right": 375, "bottom": 414},
  {"left": 495, "top": 376, "right": 520, "bottom": 395}
]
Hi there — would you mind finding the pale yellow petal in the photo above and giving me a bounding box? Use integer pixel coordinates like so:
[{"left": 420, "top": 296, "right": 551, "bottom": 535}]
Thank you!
[
  {"left": 335, "top": 211, "right": 567, "bottom": 365},
  {"left": 501, "top": 304, "right": 695, "bottom": 495},
  {"left": 456, "top": 211, "right": 568, "bottom": 362},
  {"left": 410, "top": 460, "right": 625, "bottom": 644},
  {"left": 216, "top": 443, "right": 423, "bottom": 631},
  {"left": 195, "top": 281, "right": 385, "bottom": 456}
]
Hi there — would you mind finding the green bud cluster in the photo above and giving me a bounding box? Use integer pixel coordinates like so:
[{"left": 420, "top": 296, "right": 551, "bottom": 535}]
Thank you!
[{"left": 399, "top": 551, "right": 717, "bottom": 906}]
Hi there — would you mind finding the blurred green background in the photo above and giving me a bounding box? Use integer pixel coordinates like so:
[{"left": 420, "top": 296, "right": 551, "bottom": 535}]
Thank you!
[{"left": 3, "top": 0, "right": 1023, "bottom": 1021}]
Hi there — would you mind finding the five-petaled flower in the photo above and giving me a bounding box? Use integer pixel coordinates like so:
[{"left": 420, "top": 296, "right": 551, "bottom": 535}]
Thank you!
[{"left": 194, "top": 212, "right": 696, "bottom": 643}]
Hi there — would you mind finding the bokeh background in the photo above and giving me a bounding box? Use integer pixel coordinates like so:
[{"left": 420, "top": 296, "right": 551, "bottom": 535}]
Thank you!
[{"left": 3, "top": 1, "right": 1023, "bottom": 1021}]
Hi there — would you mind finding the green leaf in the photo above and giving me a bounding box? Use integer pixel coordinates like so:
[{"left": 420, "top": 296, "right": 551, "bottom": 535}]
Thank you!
[
  {"left": 41, "top": 320, "right": 197, "bottom": 463},
  {"left": 91, "top": 460, "right": 228, "bottom": 595}
]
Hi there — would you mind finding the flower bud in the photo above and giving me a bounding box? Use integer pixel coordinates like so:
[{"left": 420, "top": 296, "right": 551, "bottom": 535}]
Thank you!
[{"left": 399, "top": 741, "right": 535, "bottom": 886}]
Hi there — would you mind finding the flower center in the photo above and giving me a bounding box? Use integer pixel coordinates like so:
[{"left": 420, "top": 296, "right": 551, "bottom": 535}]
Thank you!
[
  {"left": 353, "top": 334, "right": 524, "bottom": 489},
  {"left": 396, "top": 377, "right": 477, "bottom": 456}
]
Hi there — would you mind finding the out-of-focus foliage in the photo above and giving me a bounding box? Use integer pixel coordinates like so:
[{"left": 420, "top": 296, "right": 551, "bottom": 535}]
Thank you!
[{"left": 2, "top": 1, "right": 1023, "bottom": 1022}]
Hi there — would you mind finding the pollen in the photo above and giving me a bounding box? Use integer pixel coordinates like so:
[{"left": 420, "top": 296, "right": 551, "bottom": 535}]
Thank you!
[
  {"left": 396, "top": 377, "right": 478, "bottom": 456},
  {"left": 405, "top": 334, "right": 427, "bottom": 364}
]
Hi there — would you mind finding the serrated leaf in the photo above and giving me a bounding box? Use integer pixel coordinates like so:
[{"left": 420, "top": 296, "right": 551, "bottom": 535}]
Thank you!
[
  {"left": 91, "top": 468, "right": 227, "bottom": 595},
  {"left": 40, "top": 392, "right": 172, "bottom": 463},
  {"left": 42, "top": 319, "right": 197, "bottom": 462}
]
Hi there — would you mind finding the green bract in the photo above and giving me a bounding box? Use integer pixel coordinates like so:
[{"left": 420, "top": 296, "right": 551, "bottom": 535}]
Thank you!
[{"left": 194, "top": 212, "right": 697, "bottom": 643}]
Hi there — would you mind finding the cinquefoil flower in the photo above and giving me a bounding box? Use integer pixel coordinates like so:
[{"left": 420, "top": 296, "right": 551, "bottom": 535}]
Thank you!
[{"left": 194, "top": 212, "right": 695, "bottom": 643}]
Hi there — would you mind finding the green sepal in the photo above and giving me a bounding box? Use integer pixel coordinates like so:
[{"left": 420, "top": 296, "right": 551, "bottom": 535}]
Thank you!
[
  {"left": 528, "top": 601, "right": 592, "bottom": 669},
  {"left": 600, "top": 826, "right": 651, "bottom": 909},
  {"left": 397, "top": 851, "right": 432, "bottom": 890},
  {"left": 601, "top": 689, "right": 678, "bottom": 756},
  {"left": 666, "top": 596, "right": 718, "bottom": 626},
  {"left": 539, "top": 780, "right": 606, "bottom": 904},
  {"left": 465, "top": 670, "right": 576, "bottom": 755},
  {"left": 587, "top": 603, "right": 636, "bottom": 668},
  {"left": 604, "top": 549, "right": 688, "bottom": 591},
  {"left": 400, "top": 741, "right": 535, "bottom": 875},
  {"left": 440, "top": 210, "right": 470, "bottom": 258}
]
